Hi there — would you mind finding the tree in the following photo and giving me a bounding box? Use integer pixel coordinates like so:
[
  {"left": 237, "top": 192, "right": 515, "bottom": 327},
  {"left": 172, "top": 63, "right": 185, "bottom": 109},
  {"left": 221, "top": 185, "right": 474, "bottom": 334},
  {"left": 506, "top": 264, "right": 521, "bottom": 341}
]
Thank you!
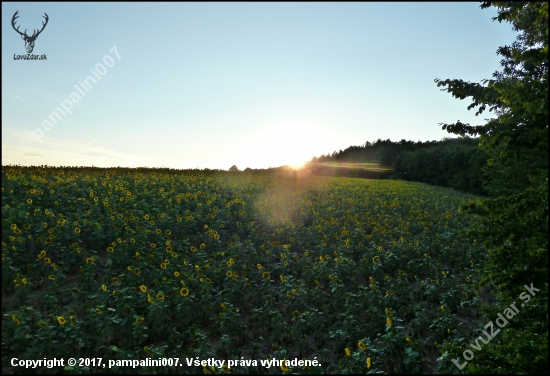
[
  {"left": 229, "top": 165, "right": 239, "bottom": 172},
  {"left": 435, "top": 2, "right": 548, "bottom": 373}
]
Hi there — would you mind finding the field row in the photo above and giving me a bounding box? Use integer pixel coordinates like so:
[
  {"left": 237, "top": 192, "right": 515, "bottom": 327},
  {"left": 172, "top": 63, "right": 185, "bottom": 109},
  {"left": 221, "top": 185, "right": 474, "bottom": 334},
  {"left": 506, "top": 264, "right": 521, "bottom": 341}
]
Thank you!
[{"left": 2, "top": 167, "right": 486, "bottom": 373}]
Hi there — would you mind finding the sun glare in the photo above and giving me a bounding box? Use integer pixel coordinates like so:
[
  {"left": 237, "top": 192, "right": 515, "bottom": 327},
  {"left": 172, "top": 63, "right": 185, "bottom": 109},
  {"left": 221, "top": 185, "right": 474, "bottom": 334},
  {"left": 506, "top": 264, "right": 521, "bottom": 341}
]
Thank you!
[
  {"left": 230, "top": 120, "right": 349, "bottom": 170},
  {"left": 288, "top": 161, "right": 305, "bottom": 169}
]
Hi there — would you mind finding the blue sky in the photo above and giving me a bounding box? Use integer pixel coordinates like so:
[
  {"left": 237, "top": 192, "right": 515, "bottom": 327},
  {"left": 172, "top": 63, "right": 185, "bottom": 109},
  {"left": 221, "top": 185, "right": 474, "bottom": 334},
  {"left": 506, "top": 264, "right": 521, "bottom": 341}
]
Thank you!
[{"left": 2, "top": 2, "right": 517, "bottom": 169}]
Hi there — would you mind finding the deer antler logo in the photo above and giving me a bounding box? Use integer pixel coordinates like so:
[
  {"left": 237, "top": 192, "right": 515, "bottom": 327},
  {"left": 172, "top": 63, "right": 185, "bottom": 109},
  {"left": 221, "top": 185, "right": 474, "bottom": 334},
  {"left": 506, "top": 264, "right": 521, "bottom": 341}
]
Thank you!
[{"left": 12, "top": 10, "right": 49, "bottom": 54}]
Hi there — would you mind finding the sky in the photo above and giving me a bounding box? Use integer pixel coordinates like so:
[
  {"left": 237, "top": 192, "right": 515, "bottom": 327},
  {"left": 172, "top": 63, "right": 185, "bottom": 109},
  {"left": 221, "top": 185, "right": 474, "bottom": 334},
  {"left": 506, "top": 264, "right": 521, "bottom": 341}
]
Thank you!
[{"left": 2, "top": 2, "right": 517, "bottom": 170}]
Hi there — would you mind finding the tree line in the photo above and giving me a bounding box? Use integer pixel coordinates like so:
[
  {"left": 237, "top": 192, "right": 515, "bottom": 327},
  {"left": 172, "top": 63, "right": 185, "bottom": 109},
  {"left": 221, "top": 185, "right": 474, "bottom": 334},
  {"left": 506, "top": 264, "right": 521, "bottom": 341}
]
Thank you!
[{"left": 310, "top": 137, "right": 488, "bottom": 195}]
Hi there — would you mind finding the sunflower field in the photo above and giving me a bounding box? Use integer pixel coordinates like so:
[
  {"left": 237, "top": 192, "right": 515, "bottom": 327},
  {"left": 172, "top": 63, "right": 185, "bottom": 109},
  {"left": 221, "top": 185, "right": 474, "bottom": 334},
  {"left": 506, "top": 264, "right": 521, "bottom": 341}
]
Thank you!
[{"left": 2, "top": 166, "right": 487, "bottom": 374}]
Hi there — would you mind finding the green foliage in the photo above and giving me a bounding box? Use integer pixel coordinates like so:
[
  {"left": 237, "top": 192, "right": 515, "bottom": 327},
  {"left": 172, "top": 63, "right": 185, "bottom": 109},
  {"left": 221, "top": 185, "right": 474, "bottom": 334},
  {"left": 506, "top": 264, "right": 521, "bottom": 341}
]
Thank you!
[
  {"left": 229, "top": 165, "right": 239, "bottom": 172},
  {"left": 3, "top": 166, "right": 485, "bottom": 374},
  {"left": 313, "top": 137, "right": 487, "bottom": 195},
  {"left": 393, "top": 143, "right": 487, "bottom": 195},
  {"left": 435, "top": 2, "right": 548, "bottom": 373}
]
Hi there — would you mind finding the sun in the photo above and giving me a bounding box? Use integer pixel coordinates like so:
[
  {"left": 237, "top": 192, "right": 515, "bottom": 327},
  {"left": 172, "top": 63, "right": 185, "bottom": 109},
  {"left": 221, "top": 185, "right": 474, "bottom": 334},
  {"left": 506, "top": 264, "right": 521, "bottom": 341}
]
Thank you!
[
  {"left": 288, "top": 160, "right": 305, "bottom": 169},
  {"left": 230, "top": 120, "right": 348, "bottom": 169}
]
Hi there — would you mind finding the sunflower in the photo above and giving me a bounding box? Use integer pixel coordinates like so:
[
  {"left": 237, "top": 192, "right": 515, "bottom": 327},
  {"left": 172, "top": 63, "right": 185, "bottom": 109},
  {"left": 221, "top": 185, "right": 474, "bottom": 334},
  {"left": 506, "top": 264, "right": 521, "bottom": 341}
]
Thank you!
[
  {"left": 280, "top": 275, "right": 287, "bottom": 283},
  {"left": 38, "top": 250, "right": 46, "bottom": 259},
  {"left": 102, "top": 284, "right": 107, "bottom": 291},
  {"left": 43, "top": 258, "right": 51, "bottom": 264},
  {"left": 358, "top": 341, "right": 367, "bottom": 350},
  {"left": 366, "top": 357, "right": 371, "bottom": 369},
  {"left": 386, "top": 317, "right": 393, "bottom": 326},
  {"left": 12, "top": 314, "right": 21, "bottom": 326},
  {"left": 57, "top": 316, "right": 66, "bottom": 325},
  {"left": 156, "top": 293, "right": 165, "bottom": 300},
  {"left": 345, "top": 348, "right": 351, "bottom": 357},
  {"left": 180, "top": 288, "right": 189, "bottom": 297},
  {"left": 147, "top": 294, "right": 155, "bottom": 305},
  {"left": 226, "top": 271, "right": 232, "bottom": 278},
  {"left": 139, "top": 284, "right": 147, "bottom": 293},
  {"left": 134, "top": 268, "right": 141, "bottom": 276},
  {"left": 257, "top": 263, "right": 262, "bottom": 270},
  {"left": 144, "top": 346, "right": 153, "bottom": 356},
  {"left": 262, "top": 272, "right": 270, "bottom": 279},
  {"left": 74, "top": 227, "right": 81, "bottom": 234}
]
